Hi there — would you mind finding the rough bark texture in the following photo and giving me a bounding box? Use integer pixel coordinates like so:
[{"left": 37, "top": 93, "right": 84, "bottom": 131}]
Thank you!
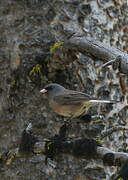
[
  {"left": 0, "top": 0, "right": 128, "bottom": 180},
  {"left": 64, "top": 37, "right": 128, "bottom": 74}
]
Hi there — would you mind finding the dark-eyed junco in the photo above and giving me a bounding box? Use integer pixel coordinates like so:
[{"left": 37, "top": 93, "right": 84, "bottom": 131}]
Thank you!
[{"left": 40, "top": 83, "right": 117, "bottom": 118}]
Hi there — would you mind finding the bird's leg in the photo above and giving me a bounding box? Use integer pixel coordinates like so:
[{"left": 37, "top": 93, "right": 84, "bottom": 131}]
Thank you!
[
  {"left": 79, "top": 114, "right": 92, "bottom": 123},
  {"left": 79, "top": 113, "right": 104, "bottom": 123},
  {"left": 64, "top": 116, "right": 73, "bottom": 128}
]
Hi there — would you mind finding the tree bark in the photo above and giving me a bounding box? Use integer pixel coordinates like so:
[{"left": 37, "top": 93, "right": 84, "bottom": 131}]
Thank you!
[{"left": 64, "top": 37, "right": 128, "bottom": 75}]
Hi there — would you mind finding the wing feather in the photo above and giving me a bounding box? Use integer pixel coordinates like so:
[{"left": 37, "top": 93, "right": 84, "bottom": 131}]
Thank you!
[{"left": 53, "top": 90, "right": 91, "bottom": 105}]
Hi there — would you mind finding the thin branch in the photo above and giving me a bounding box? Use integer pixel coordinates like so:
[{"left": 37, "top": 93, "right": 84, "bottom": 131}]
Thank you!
[
  {"left": 64, "top": 37, "right": 128, "bottom": 75},
  {"left": 1, "top": 125, "right": 128, "bottom": 167},
  {"left": 102, "top": 58, "right": 117, "bottom": 68},
  {"left": 97, "top": 146, "right": 128, "bottom": 165},
  {"left": 100, "top": 126, "right": 128, "bottom": 139}
]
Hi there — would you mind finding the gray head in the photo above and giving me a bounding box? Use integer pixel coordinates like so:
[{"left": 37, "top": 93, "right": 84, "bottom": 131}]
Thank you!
[{"left": 40, "top": 83, "right": 65, "bottom": 100}]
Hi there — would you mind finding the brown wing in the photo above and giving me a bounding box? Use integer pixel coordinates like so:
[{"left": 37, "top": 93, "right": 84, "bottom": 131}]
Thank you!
[{"left": 53, "top": 89, "right": 91, "bottom": 105}]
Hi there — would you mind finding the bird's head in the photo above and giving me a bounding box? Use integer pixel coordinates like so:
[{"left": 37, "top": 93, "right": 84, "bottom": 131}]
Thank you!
[{"left": 40, "top": 83, "right": 65, "bottom": 100}]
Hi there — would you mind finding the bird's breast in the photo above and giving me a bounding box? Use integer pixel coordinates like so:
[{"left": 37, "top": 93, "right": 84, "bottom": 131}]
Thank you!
[{"left": 50, "top": 99, "right": 85, "bottom": 117}]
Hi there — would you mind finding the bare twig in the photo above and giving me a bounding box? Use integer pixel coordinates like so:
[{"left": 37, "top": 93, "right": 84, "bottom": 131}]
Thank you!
[
  {"left": 100, "top": 126, "right": 128, "bottom": 139},
  {"left": 102, "top": 58, "right": 117, "bottom": 68}
]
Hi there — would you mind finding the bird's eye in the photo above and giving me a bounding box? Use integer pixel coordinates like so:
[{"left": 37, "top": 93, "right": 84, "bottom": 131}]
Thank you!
[{"left": 46, "top": 86, "right": 53, "bottom": 90}]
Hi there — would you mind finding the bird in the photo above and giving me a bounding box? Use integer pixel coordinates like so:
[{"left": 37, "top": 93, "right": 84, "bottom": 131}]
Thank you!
[{"left": 40, "top": 83, "right": 117, "bottom": 119}]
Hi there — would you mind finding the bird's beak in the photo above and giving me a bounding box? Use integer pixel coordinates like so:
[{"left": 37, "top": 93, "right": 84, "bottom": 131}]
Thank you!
[{"left": 40, "top": 89, "right": 47, "bottom": 93}]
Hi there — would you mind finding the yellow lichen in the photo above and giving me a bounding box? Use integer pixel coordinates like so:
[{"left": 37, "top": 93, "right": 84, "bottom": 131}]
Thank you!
[
  {"left": 44, "top": 56, "right": 49, "bottom": 62},
  {"left": 50, "top": 42, "right": 64, "bottom": 53},
  {"left": 94, "top": 138, "right": 102, "bottom": 145},
  {"left": 29, "top": 64, "right": 42, "bottom": 76},
  {"left": 11, "top": 80, "right": 16, "bottom": 86},
  {"left": 43, "top": 138, "right": 51, "bottom": 142},
  {"left": 113, "top": 174, "right": 123, "bottom": 180},
  {"left": 47, "top": 142, "right": 52, "bottom": 150}
]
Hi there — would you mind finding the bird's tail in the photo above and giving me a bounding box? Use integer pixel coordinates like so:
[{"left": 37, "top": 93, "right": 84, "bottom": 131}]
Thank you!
[{"left": 89, "top": 99, "right": 118, "bottom": 104}]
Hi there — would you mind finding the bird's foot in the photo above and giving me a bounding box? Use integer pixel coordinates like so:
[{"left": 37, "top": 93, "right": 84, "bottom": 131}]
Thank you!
[
  {"left": 80, "top": 114, "right": 92, "bottom": 123},
  {"left": 64, "top": 118, "right": 72, "bottom": 128},
  {"left": 79, "top": 114, "right": 105, "bottom": 123}
]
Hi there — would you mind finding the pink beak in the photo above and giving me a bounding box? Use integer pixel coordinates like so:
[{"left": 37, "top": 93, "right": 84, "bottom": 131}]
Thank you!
[{"left": 40, "top": 89, "right": 47, "bottom": 93}]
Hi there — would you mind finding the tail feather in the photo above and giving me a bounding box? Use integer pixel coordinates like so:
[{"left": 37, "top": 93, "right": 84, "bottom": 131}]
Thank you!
[{"left": 89, "top": 99, "right": 118, "bottom": 104}]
